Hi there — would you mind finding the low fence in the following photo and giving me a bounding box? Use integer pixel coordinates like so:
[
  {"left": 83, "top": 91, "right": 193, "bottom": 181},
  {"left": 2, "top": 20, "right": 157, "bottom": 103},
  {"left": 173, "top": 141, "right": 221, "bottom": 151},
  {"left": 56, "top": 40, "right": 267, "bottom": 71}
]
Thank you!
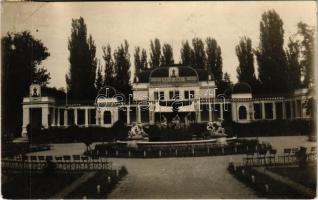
[
  {"left": 228, "top": 148, "right": 316, "bottom": 199},
  {"left": 2, "top": 155, "right": 112, "bottom": 172},
  {"left": 92, "top": 141, "right": 265, "bottom": 158},
  {"left": 237, "top": 147, "right": 316, "bottom": 167}
]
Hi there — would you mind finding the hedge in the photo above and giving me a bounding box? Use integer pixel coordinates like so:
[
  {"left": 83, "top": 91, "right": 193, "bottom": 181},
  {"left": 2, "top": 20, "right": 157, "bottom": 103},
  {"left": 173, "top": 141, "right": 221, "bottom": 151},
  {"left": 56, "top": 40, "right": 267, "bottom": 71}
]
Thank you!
[
  {"left": 223, "top": 119, "right": 313, "bottom": 137},
  {"left": 26, "top": 119, "right": 313, "bottom": 144}
]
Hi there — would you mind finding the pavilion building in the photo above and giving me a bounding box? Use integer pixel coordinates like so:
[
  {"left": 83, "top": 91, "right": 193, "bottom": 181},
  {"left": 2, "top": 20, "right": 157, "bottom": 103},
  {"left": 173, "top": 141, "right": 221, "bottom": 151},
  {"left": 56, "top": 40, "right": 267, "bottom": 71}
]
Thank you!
[{"left": 21, "top": 65, "right": 311, "bottom": 137}]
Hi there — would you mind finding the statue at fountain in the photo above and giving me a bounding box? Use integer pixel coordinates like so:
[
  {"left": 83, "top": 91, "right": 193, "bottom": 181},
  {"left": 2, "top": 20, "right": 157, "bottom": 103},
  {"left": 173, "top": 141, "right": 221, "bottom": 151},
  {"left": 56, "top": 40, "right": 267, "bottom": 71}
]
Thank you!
[
  {"left": 171, "top": 114, "right": 181, "bottom": 129},
  {"left": 206, "top": 121, "right": 227, "bottom": 138},
  {"left": 128, "top": 123, "right": 149, "bottom": 140}
]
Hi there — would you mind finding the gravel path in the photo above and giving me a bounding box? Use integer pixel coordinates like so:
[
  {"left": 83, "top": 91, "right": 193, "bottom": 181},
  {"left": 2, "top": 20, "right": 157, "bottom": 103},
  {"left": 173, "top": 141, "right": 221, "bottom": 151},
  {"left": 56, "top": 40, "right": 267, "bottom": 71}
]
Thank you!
[{"left": 107, "top": 156, "right": 259, "bottom": 199}]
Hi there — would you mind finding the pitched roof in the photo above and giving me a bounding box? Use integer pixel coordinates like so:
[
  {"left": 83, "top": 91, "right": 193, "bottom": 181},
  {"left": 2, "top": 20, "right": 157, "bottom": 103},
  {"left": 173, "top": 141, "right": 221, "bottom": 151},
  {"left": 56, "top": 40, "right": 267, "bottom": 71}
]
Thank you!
[{"left": 136, "top": 65, "right": 213, "bottom": 83}]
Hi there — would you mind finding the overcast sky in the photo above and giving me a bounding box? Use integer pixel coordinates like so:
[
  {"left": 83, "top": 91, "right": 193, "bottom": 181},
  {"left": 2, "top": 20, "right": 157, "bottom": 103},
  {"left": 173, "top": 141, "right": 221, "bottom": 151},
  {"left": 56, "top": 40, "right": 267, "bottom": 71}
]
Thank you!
[{"left": 2, "top": 1, "right": 316, "bottom": 88}]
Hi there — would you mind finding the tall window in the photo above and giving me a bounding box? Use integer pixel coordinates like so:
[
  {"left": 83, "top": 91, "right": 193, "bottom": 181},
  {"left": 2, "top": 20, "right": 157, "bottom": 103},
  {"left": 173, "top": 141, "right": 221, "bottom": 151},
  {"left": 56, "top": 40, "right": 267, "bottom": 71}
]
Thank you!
[
  {"left": 103, "top": 111, "right": 112, "bottom": 124},
  {"left": 189, "top": 90, "right": 195, "bottom": 99},
  {"left": 175, "top": 91, "right": 179, "bottom": 99},
  {"left": 184, "top": 91, "right": 189, "bottom": 99},
  {"left": 238, "top": 106, "right": 247, "bottom": 120},
  {"left": 169, "top": 91, "right": 174, "bottom": 99},
  {"left": 89, "top": 109, "right": 96, "bottom": 124},
  {"left": 265, "top": 103, "right": 273, "bottom": 119},
  {"left": 254, "top": 103, "right": 262, "bottom": 119},
  {"left": 159, "top": 91, "right": 165, "bottom": 100}
]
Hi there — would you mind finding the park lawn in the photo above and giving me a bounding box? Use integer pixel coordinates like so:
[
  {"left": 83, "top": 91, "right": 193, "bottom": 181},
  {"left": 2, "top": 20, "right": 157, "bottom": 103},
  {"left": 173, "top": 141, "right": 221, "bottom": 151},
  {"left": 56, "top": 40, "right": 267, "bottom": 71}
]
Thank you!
[
  {"left": 66, "top": 167, "right": 127, "bottom": 199},
  {"left": 267, "top": 165, "right": 316, "bottom": 190},
  {"left": 2, "top": 172, "right": 82, "bottom": 199}
]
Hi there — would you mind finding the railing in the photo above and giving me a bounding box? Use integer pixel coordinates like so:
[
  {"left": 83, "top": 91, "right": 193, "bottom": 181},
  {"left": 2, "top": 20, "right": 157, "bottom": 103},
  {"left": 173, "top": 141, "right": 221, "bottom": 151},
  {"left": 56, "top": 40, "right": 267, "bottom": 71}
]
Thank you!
[
  {"left": 240, "top": 147, "right": 316, "bottom": 167},
  {"left": 2, "top": 155, "right": 112, "bottom": 172},
  {"left": 93, "top": 142, "right": 255, "bottom": 158}
]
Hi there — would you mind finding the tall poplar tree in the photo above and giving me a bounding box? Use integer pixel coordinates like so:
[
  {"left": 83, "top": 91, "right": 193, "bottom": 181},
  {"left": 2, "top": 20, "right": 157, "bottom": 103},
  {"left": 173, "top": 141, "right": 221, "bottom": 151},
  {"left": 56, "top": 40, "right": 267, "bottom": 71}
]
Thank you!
[
  {"left": 297, "top": 22, "right": 315, "bottom": 88},
  {"left": 140, "top": 49, "right": 148, "bottom": 70},
  {"left": 206, "top": 37, "right": 223, "bottom": 84},
  {"left": 149, "top": 38, "right": 161, "bottom": 68},
  {"left": 160, "top": 43, "right": 174, "bottom": 66},
  {"left": 236, "top": 37, "right": 257, "bottom": 88},
  {"left": 66, "top": 17, "right": 97, "bottom": 100},
  {"left": 134, "top": 46, "right": 142, "bottom": 82},
  {"left": 95, "top": 61, "right": 104, "bottom": 92},
  {"left": 286, "top": 37, "right": 302, "bottom": 90},
  {"left": 192, "top": 38, "right": 206, "bottom": 68},
  {"left": 255, "top": 10, "right": 289, "bottom": 94},
  {"left": 102, "top": 44, "right": 114, "bottom": 87},
  {"left": 113, "top": 40, "right": 131, "bottom": 98},
  {"left": 180, "top": 40, "right": 192, "bottom": 66}
]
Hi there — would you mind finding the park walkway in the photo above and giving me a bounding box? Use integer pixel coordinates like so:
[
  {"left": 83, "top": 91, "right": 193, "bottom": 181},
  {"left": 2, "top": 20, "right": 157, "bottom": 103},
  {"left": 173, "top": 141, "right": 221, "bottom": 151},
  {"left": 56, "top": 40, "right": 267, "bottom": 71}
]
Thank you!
[{"left": 107, "top": 156, "right": 260, "bottom": 198}]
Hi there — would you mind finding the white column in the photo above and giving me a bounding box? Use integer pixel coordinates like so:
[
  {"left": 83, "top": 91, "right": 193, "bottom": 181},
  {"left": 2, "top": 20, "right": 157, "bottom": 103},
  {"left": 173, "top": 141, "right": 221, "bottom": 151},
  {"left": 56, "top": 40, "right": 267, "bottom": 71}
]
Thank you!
[
  {"left": 22, "top": 107, "right": 30, "bottom": 137},
  {"left": 197, "top": 101, "right": 201, "bottom": 122},
  {"left": 272, "top": 102, "right": 276, "bottom": 120},
  {"left": 261, "top": 102, "right": 266, "bottom": 120},
  {"left": 85, "top": 108, "right": 88, "bottom": 127},
  {"left": 57, "top": 108, "right": 60, "bottom": 126},
  {"left": 208, "top": 103, "right": 212, "bottom": 122},
  {"left": 127, "top": 106, "right": 131, "bottom": 125},
  {"left": 42, "top": 106, "right": 49, "bottom": 128},
  {"left": 74, "top": 109, "right": 78, "bottom": 125},
  {"left": 137, "top": 105, "right": 141, "bottom": 123},
  {"left": 64, "top": 109, "right": 68, "bottom": 126},
  {"left": 231, "top": 103, "right": 237, "bottom": 122},
  {"left": 52, "top": 107, "right": 56, "bottom": 126}
]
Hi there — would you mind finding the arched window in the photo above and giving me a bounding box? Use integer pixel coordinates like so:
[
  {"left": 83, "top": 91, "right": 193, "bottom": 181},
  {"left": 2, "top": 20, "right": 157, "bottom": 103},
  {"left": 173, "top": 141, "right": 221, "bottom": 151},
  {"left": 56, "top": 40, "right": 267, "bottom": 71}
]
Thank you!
[
  {"left": 239, "top": 106, "right": 247, "bottom": 120},
  {"left": 103, "top": 111, "right": 112, "bottom": 124}
]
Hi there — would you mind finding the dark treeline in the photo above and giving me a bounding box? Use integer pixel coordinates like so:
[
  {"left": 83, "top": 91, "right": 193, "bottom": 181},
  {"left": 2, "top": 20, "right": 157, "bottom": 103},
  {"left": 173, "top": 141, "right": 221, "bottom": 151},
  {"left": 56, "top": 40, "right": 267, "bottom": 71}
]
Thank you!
[
  {"left": 236, "top": 10, "right": 314, "bottom": 94},
  {"left": 1, "top": 10, "right": 315, "bottom": 138}
]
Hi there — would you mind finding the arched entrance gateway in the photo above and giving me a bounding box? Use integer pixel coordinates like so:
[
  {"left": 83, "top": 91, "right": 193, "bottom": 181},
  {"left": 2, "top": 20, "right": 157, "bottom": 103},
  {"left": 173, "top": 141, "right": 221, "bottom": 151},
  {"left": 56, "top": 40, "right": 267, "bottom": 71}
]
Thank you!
[{"left": 21, "top": 66, "right": 312, "bottom": 137}]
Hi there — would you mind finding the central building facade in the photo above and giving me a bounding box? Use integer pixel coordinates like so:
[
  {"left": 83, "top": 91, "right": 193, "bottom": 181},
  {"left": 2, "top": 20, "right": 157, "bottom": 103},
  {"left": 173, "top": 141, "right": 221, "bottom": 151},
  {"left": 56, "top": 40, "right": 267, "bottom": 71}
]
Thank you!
[{"left": 21, "top": 65, "right": 311, "bottom": 137}]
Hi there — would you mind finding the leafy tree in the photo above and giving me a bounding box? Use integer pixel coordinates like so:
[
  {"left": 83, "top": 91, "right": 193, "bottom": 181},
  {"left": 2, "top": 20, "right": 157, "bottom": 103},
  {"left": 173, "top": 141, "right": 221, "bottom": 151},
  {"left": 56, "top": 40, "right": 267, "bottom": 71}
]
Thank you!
[
  {"left": 149, "top": 38, "right": 161, "bottom": 68},
  {"left": 255, "top": 10, "right": 289, "bottom": 94},
  {"left": 206, "top": 37, "right": 223, "bottom": 84},
  {"left": 217, "top": 73, "right": 233, "bottom": 95},
  {"left": 236, "top": 37, "right": 257, "bottom": 88},
  {"left": 102, "top": 44, "right": 114, "bottom": 87},
  {"left": 286, "top": 37, "right": 302, "bottom": 90},
  {"left": 113, "top": 40, "right": 132, "bottom": 99},
  {"left": 297, "top": 22, "right": 315, "bottom": 88},
  {"left": 140, "top": 49, "right": 148, "bottom": 70},
  {"left": 33, "top": 68, "right": 51, "bottom": 86},
  {"left": 180, "top": 40, "right": 192, "bottom": 66},
  {"left": 223, "top": 72, "right": 232, "bottom": 85},
  {"left": 192, "top": 38, "right": 206, "bottom": 68},
  {"left": 160, "top": 43, "right": 174, "bottom": 66},
  {"left": 66, "top": 17, "right": 97, "bottom": 100},
  {"left": 95, "top": 61, "right": 104, "bottom": 92},
  {"left": 2, "top": 31, "right": 50, "bottom": 137}
]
